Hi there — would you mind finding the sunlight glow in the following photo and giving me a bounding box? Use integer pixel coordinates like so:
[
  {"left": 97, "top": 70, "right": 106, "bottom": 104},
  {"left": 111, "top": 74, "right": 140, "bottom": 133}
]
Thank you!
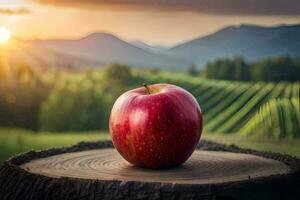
[{"left": 0, "top": 27, "right": 11, "bottom": 44}]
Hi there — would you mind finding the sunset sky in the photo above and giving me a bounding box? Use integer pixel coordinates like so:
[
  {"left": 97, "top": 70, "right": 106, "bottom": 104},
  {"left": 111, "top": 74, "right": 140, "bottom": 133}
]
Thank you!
[{"left": 0, "top": 0, "right": 300, "bottom": 45}]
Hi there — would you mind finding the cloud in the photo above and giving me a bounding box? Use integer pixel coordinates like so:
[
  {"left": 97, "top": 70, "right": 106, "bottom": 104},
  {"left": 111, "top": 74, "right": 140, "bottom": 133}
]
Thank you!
[
  {"left": 33, "top": 0, "right": 300, "bottom": 15},
  {"left": 0, "top": 7, "right": 31, "bottom": 15}
]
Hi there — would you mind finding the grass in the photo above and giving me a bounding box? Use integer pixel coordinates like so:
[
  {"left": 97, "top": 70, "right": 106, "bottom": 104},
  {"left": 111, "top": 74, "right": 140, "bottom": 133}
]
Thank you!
[
  {"left": 203, "top": 133, "right": 300, "bottom": 158},
  {"left": 0, "top": 128, "right": 299, "bottom": 164},
  {"left": 0, "top": 128, "right": 109, "bottom": 164}
]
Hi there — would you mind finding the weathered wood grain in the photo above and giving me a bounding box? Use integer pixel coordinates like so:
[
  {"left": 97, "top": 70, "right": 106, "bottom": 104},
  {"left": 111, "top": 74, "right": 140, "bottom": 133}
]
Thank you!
[
  {"left": 0, "top": 140, "right": 299, "bottom": 200},
  {"left": 21, "top": 149, "right": 290, "bottom": 184}
]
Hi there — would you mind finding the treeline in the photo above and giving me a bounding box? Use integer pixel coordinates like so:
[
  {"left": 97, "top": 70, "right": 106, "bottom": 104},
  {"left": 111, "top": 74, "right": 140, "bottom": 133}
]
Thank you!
[
  {"left": 203, "top": 56, "right": 300, "bottom": 82},
  {"left": 0, "top": 64, "right": 51, "bottom": 130},
  {"left": 0, "top": 63, "right": 145, "bottom": 131},
  {"left": 39, "top": 64, "right": 144, "bottom": 131}
]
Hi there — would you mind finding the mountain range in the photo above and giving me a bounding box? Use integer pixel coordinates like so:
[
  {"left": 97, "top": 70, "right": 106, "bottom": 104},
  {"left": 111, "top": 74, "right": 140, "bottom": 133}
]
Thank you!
[
  {"left": 168, "top": 23, "right": 300, "bottom": 68},
  {"left": 10, "top": 23, "right": 300, "bottom": 70},
  {"left": 29, "top": 33, "right": 186, "bottom": 69}
]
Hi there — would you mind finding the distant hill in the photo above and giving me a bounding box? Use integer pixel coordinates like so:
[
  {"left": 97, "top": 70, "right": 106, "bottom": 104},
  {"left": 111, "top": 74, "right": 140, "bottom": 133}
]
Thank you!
[
  {"left": 168, "top": 23, "right": 300, "bottom": 68},
  {"left": 30, "top": 33, "right": 186, "bottom": 69},
  {"left": 0, "top": 38, "right": 101, "bottom": 71},
  {"left": 19, "top": 23, "right": 300, "bottom": 70},
  {"left": 130, "top": 40, "right": 168, "bottom": 53}
]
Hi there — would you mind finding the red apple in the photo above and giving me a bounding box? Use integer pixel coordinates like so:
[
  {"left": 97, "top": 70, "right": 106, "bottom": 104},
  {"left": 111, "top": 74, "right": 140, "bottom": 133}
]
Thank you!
[{"left": 109, "top": 83, "right": 202, "bottom": 168}]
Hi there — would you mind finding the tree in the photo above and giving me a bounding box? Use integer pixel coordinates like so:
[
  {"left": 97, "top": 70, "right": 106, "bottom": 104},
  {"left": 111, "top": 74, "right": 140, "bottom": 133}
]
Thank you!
[
  {"left": 233, "top": 56, "right": 250, "bottom": 81},
  {"left": 103, "top": 63, "right": 133, "bottom": 85},
  {"left": 188, "top": 64, "right": 198, "bottom": 76},
  {"left": 250, "top": 56, "right": 300, "bottom": 82},
  {"left": 203, "top": 56, "right": 300, "bottom": 82}
]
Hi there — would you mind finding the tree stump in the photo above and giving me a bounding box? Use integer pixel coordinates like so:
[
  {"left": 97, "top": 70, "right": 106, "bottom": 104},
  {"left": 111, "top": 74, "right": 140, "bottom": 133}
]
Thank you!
[{"left": 0, "top": 140, "right": 299, "bottom": 200}]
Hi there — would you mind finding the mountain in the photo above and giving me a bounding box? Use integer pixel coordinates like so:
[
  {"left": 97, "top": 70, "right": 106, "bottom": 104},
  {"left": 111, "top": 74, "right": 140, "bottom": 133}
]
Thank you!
[
  {"left": 30, "top": 33, "right": 186, "bottom": 69},
  {"left": 168, "top": 23, "right": 300, "bottom": 68},
  {"left": 24, "top": 23, "right": 300, "bottom": 70},
  {"left": 0, "top": 38, "right": 100, "bottom": 71},
  {"left": 130, "top": 40, "right": 168, "bottom": 53}
]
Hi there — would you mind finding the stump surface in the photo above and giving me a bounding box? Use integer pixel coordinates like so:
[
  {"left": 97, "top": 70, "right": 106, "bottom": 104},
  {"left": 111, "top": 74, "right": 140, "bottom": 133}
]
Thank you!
[
  {"left": 21, "top": 149, "right": 290, "bottom": 184},
  {"left": 1, "top": 140, "right": 300, "bottom": 200}
]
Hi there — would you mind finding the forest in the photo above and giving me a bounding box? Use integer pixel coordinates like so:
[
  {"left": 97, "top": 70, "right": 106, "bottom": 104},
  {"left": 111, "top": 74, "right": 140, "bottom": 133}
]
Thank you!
[{"left": 203, "top": 56, "right": 300, "bottom": 82}]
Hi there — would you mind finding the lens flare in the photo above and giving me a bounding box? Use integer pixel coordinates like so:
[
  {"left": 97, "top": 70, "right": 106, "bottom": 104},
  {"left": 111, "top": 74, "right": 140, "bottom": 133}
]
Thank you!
[{"left": 0, "top": 27, "right": 11, "bottom": 44}]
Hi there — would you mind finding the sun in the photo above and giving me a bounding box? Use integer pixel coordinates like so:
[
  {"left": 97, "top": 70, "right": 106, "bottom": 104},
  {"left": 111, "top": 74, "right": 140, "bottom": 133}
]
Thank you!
[{"left": 0, "top": 27, "right": 11, "bottom": 44}]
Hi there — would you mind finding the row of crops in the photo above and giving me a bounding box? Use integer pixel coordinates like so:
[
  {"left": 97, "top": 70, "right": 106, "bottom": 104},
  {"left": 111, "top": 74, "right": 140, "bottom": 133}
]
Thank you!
[
  {"left": 240, "top": 98, "right": 299, "bottom": 139},
  {"left": 148, "top": 73, "right": 300, "bottom": 139}
]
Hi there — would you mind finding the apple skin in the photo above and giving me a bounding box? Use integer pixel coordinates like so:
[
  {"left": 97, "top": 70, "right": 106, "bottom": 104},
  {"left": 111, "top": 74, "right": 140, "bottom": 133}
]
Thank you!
[{"left": 109, "top": 83, "right": 202, "bottom": 168}]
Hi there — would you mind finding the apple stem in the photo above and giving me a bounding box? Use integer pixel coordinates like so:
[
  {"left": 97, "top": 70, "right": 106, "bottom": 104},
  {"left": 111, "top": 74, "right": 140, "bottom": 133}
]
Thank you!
[{"left": 143, "top": 83, "right": 151, "bottom": 95}]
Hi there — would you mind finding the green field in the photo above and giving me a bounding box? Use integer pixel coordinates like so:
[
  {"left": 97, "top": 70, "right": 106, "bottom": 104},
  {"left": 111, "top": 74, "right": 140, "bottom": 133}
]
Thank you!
[
  {"left": 0, "top": 129, "right": 109, "bottom": 164},
  {"left": 241, "top": 98, "right": 300, "bottom": 139},
  {"left": 2, "top": 66, "right": 298, "bottom": 139},
  {"left": 148, "top": 72, "right": 300, "bottom": 138},
  {"left": 1, "top": 129, "right": 299, "bottom": 164}
]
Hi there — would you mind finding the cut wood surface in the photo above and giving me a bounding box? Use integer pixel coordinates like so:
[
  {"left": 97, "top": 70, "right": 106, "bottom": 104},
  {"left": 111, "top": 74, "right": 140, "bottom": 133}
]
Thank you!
[
  {"left": 21, "top": 149, "right": 290, "bottom": 184},
  {"left": 0, "top": 140, "right": 299, "bottom": 200}
]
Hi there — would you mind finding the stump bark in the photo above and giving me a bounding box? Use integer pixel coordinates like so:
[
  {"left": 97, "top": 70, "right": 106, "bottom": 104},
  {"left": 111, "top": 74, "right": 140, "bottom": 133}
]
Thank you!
[{"left": 0, "top": 140, "right": 299, "bottom": 200}]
